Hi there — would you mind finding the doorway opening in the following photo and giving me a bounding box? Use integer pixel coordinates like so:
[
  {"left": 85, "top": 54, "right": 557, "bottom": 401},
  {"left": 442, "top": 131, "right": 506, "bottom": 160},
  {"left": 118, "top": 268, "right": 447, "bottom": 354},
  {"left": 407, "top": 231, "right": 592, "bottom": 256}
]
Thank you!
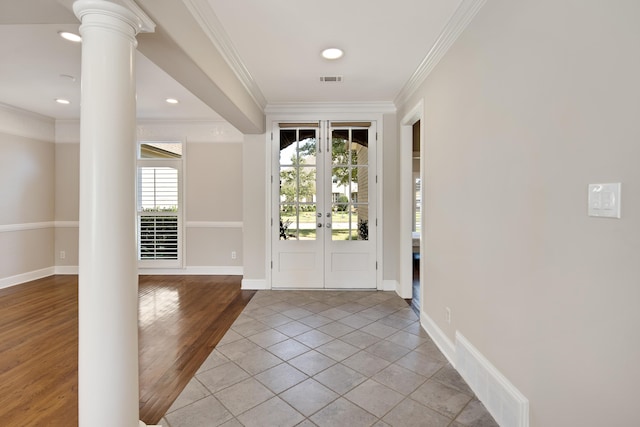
[
  {"left": 411, "top": 121, "right": 421, "bottom": 313},
  {"left": 400, "top": 101, "right": 423, "bottom": 306}
]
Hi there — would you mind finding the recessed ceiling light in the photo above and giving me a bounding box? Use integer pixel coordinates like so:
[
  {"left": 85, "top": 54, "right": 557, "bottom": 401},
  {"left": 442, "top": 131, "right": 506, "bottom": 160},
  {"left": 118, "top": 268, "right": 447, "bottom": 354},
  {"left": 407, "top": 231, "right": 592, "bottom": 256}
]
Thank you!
[
  {"left": 321, "top": 48, "right": 344, "bottom": 60},
  {"left": 58, "top": 31, "right": 82, "bottom": 43},
  {"left": 55, "top": 98, "right": 71, "bottom": 105},
  {"left": 165, "top": 98, "right": 179, "bottom": 104}
]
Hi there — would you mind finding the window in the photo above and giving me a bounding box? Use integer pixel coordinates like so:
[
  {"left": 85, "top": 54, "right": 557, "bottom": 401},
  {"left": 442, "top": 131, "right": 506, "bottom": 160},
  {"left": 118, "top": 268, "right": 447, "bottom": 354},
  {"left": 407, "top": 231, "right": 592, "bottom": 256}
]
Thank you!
[{"left": 137, "top": 142, "right": 183, "bottom": 267}]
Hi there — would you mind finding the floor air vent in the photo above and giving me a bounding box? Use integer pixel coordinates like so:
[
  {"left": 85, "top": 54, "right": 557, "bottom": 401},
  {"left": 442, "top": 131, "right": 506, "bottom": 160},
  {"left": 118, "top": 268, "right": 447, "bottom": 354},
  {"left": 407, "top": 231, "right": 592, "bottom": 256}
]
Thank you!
[{"left": 319, "top": 76, "right": 343, "bottom": 82}]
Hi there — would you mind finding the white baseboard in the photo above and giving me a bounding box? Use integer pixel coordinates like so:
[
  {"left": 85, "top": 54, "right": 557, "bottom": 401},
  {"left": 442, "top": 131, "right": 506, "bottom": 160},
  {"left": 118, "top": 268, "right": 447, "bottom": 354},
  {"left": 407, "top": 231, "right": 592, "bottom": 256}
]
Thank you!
[
  {"left": 455, "top": 332, "right": 529, "bottom": 427},
  {"left": 0, "top": 265, "right": 244, "bottom": 289},
  {"left": 419, "top": 313, "right": 530, "bottom": 427},
  {"left": 55, "top": 266, "right": 79, "bottom": 275},
  {"left": 0, "top": 267, "right": 55, "bottom": 290},
  {"left": 138, "top": 266, "right": 243, "bottom": 275},
  {"left": 241, "top": 279, "right": 269, "bottom": 290},
  {"left": 381, "top": 279, "right": 399, "bottom": 292},
  {"left": 51, "top": 265, "right": 244, "bottom": 276},
  {"left": 420, "top": 311, "right": 456, "bottom": 367}
]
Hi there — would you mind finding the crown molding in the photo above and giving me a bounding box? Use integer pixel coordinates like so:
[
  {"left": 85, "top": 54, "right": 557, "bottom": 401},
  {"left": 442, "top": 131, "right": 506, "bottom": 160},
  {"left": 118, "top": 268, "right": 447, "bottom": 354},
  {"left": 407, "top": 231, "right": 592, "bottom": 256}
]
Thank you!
[
  {"left": 0, "top": 103, "right": 55, "bottom": 141},
  {"left": 136, "top": 119, "right": 243, "bottom": 143},
  {"left": 265, "top": 102, "right": 396, "bottom": 115},
  {"left": 183, "top": 0, "right": 268, "bottom": 110},
  {"left": 395, "top": 0, "right": 487, "bottom": 107}
]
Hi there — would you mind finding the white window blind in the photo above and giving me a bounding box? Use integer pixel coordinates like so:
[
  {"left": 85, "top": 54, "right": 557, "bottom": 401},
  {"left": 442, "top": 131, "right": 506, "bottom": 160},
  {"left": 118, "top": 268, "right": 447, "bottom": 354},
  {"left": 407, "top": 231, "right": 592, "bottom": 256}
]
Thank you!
[
  {"left": 139, "top": 215, "right": 178, "bottom": 260},
  {"left": 138, "top": 166, "right": 179, "bottom": 260},
  {"left": 138, "top": 167, "right": 178, "bottom": 211}
]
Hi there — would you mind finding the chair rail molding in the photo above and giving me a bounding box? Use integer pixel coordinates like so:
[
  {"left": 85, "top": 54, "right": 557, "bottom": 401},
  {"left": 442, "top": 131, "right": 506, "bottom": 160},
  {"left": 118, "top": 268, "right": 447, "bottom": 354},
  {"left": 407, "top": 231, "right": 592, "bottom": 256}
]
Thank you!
[{"left": 0, "top": 222, "right": 55, "bottom": 233}]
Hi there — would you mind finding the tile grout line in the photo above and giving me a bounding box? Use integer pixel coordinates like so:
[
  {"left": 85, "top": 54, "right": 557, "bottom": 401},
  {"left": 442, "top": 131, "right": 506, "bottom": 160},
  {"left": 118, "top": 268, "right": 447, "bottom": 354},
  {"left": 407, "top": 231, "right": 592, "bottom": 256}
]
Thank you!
[{"left": 163, "top": 290, "right": 496, "bottom": 427}]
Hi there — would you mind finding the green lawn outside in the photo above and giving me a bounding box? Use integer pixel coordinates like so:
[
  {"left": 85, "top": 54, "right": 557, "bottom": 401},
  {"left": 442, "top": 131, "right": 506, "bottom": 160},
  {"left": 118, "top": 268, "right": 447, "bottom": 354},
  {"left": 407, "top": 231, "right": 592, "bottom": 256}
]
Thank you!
[
  {"left": 298, "top": 229, "right": 351, "bottom": 240},
  {"left": 281, "top": 210, "right": 363, "bottom": 241},
  {"left": 281, "top": 211, "right": 356, "bottom": 223}
]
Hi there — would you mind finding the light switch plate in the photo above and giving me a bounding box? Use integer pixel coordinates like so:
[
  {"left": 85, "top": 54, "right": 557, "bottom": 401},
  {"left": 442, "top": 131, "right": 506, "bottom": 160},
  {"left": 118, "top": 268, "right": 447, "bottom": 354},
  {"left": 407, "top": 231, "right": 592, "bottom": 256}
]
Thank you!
[{"left": 588, "top": 183, "right": 621, "bottom": 218}]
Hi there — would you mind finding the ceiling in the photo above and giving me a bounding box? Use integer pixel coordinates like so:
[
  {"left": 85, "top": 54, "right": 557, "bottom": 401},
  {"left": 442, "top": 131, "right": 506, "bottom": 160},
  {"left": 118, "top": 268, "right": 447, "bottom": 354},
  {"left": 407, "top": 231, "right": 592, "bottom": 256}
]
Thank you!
[
  {"left": 0, "top": 0, "right": 462, "bottom": 122},
  {"left": 206, "top": 0, "right": 460, "bottom": 104}
]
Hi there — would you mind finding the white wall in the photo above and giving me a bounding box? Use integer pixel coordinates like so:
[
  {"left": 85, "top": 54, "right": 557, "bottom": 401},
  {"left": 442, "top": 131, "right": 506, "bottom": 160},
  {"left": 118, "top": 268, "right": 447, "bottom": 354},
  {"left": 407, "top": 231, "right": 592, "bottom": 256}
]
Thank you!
[
  {"left": 398, "top": 1, "right": 640, "bottom": 425},
  {"left": 382, "top": 113, "right": 399, "bottom": 283},
  {"left": 0, "top": 105, "right": 56, "bottom": 286},
  {"left": 185, "top": 141, "right": 243, "bottom": 271},
  {"left": 242, "top": 133, "right": 267, "bottom": 288},
  {"left": 55, "top": 140, "right": 80, "bottom": 270}
]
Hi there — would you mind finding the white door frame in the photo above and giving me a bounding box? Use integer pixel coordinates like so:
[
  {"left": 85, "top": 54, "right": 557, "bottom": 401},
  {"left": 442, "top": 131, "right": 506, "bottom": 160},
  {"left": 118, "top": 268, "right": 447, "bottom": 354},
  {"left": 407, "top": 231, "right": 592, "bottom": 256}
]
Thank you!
[
  {"left": 399, "top": 100, "right": 424, "bottom": 299},
  {"left": 266, "top": 110, "right": 385, "bottom": 290}
]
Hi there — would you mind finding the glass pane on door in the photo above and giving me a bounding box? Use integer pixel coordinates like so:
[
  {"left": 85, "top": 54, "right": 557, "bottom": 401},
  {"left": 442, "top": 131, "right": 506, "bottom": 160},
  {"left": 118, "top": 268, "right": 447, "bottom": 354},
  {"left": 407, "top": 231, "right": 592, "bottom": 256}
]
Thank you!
[
  {"left": 332, "top": 130, "right": 349, "bottom": 166},
  {"left": 351, "top": 129, "right": 368, "bottom": 166},
  {"left": 279, "top": 128, "right": 318, "bottom": 241},
  {"left": 331, "top": 128, "right": 369, "bottom": 241},
  {"left": 280, "top": 204, "right": 318, "bottom": 240}
]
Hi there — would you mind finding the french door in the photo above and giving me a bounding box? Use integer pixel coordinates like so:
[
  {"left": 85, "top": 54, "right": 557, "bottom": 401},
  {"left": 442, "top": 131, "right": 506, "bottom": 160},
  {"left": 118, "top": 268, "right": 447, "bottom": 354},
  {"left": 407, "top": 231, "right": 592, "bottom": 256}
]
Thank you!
[{"left": 271, "top": 121, "right": 377, "bottom": 289}]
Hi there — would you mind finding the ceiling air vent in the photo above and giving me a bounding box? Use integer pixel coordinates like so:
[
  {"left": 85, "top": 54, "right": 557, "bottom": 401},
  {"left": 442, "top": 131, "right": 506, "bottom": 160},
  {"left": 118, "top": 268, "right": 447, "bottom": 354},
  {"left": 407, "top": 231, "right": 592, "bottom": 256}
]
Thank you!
[{"left": 319, "top": 76, "right": 343, "bottom": 83}]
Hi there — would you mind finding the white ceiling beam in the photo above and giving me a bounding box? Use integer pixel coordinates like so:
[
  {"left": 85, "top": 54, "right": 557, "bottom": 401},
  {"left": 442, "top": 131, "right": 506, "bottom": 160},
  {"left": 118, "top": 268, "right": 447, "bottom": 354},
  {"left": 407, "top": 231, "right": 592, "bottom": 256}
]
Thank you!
[{"left": 135, "top": 0, "right": 265, "bottom": 134}]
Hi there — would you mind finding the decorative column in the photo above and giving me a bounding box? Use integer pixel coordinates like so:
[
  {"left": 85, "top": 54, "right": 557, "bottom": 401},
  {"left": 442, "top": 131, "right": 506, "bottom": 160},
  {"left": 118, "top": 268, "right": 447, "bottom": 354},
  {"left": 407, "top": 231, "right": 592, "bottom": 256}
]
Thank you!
[{"left": 73, "top": 1, "right": 153, "bottom": 426}]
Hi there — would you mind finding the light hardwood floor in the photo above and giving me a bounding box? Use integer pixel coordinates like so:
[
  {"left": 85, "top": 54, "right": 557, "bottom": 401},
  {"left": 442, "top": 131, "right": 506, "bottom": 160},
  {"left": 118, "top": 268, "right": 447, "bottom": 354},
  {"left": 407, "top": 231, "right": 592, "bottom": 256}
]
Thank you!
[{"left": 0, "top": 275, "right": 254, "bottom": 426}]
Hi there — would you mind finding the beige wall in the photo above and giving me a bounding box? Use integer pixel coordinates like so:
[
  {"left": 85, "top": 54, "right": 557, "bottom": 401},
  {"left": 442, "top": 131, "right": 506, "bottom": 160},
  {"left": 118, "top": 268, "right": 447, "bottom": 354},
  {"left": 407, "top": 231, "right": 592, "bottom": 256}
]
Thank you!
[
  {"left": 382, "top": 113, "right": 399, "bottom": 281},
  {"left": 398, "top": 1, "right": 640, "bottom": 425},
  {"left": 0, "top": 228, "right": 54, "bottom": 279},
  {"left": 186, "top": 142, "right": 243, "bottom": 268},
  {"left": 0, "top": 109, "right": 56, "bottom": 282},
  {"left": 55, "top": 142, "right": 80, "bottom": 267},
  {"left": 185, "top": 227, "right": 242, "bottom": 267},
  {"left": 1, "top": 132, "right": 55, "bottom": 224},
  {"left": 186, "top": 143, "right": 243, "bottom": 221},
  {"left": 55, "top": 143, "right": 79, "bottom": 222},
  {"left": 55, "top": 226, "right": 79, "bottom": 268},
  {"left": 242, "top": 133, "right": 267, "bottom": 283}
]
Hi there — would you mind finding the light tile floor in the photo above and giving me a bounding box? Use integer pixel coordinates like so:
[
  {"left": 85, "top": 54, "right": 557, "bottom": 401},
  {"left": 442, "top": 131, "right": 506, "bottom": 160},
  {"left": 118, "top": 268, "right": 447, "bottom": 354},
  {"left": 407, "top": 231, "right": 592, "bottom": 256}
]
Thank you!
[{"left": 160, "top": 290, "right": 499, "bottom": 427}]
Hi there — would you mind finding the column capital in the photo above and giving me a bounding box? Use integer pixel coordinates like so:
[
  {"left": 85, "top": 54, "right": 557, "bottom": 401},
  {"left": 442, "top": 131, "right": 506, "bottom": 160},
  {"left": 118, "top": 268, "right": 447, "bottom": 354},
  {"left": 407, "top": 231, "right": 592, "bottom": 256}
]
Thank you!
[{"left": 73, "top": 0, "right": 155, "bottom": 35}]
